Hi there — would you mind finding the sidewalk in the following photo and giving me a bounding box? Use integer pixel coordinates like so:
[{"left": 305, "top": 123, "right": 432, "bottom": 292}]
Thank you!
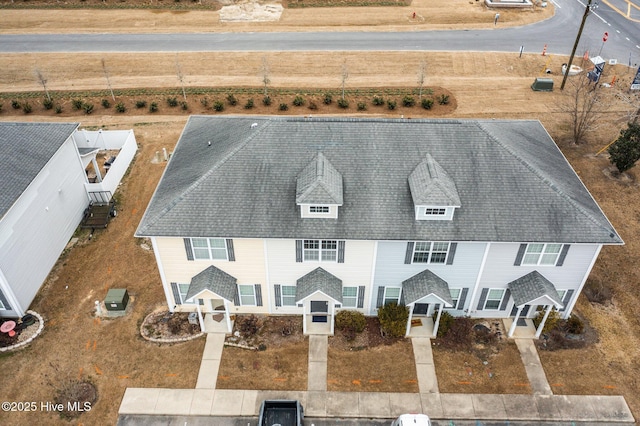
[{"left": 118, "top": 332, "right": 636, "bottom": 423}]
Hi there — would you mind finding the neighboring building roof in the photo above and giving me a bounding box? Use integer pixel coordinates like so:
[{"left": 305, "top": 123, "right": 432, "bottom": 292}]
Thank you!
[
  {"left": 296, "top": 152, "right": 344, "bottom": 205},
  {"left": 296, "top": 267, "right": 343, "bottom": 302},
  {"left": 136, "top": 116, "right": 622, "bottom": 244},
  {"left": 402, "top": 269, "right": 454, "bottom": 306},
  {"left": 186, "top": 265, "right": 237, "bottom": 302},
  {"left": 508, "top": 271, "right": 563, "bottom": 308},
  {"left": 409, "top": 153, "right": 461, "bottom": 206},
  {"left": 0, "top": 122, "right": 79, "bottom": 219}
]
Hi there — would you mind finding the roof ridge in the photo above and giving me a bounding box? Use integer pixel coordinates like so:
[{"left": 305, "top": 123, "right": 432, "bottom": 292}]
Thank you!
[
  {"left": 140, "top": 120, "right": 273, "bottom": 233},
  {"left": 476, "top": 122, "right": 617, "bottom": 241}
]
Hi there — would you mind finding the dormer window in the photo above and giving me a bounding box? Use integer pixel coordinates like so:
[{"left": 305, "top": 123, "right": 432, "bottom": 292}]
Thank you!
[
  {"left": 296, "top": 152, "right": 343, "bottom": 219},
  {"left": 409, "top": 154, "right": 461, "bottom": 221}
]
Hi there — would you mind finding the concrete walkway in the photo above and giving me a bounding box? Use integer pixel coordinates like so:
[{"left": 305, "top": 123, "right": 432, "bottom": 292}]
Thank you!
[{"left": 119, "top": 331, "right": 636, "bottom": 423}]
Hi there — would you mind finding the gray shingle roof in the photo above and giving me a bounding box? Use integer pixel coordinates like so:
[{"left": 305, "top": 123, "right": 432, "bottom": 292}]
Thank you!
[
  {"left": 402, "top": 269, "right": 454, "bottom": 306},
  {"left": 296, "top": 152, "right": 343, "bottom": 205},
  {"left": 296, "top": 267, "right": 343, "bottom": 302},
  {"left": 136, "top": 116, "right": 622, "bottom": 244},
  {"left": 409, "top": 154, "right": 461, "bottom": 206},
  {"left": 186, "top": 265, "right": 237, "bottom": 302},
  {"left": 0, "top": 122, "right": 79, "bottom": 219},
  {"left": 507, "top": 271, "right": 563, "bottom": 308}
]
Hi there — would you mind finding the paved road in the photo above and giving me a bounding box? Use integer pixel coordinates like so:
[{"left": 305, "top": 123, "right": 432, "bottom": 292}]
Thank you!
[{"left": 0, "top": 0, "right": 638, "bottom": 61}]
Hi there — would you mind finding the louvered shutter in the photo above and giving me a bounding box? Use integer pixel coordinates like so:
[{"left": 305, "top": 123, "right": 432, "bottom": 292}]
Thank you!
[
  {"left": 499, "top": 289, "right": 511, "bottom": 311},
  {"left": 226, "top": 239, "right": 235, "bottom": 261},
  {"left": 184, "top": 238, "right": 194, "bottom": 261},
  {"left": 514, "top": 244, "right": 527, "bottom": 266},
  {"left": 337, "top": 241, "right": 345, "bottom": 263},
  {"left": 404, "top": 242, "right": 415, "bottom": 264},
  {"left": 255, "top": 284, "right": 263, "bottom": 306},
  {"left": 295, "top": 240, "right": 303, "bottom": 262},
  {"left": 457, "top": 288, "right": 468, "bottom": 310},
  {"left": 357, "top": 286, "right": 365, "bottom": 308},
  {"left": 477, "top": 288, "right": 488, "bottom": 310},
  {"left": 171, "top": 282, "right": 182, "bottom": 305},
  {"left": 446, "top": 242, "right": 458, "bottom": 265},
  {"left": 274, "top": 284, "right": 282, "bottom": 307},
  {"left": 376, "top": 287, "right": 385, "bottom": 308},
  {"left": 556, "top": 244, "right": 570, "bottom": 266}
]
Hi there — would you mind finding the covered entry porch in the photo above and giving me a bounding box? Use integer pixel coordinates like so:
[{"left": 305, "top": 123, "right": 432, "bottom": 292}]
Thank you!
[
  {"left": 296, "top": 267, "right": 343, "bottom": 336},
  {"left": 402, "top": 269, "right": 454, "bottom": 338},
  {"left": 505, "top": 271, "right": 564, "bottom": 339},
  {"left": 185, "top": 265, "right": 237, "bottom": 334}
]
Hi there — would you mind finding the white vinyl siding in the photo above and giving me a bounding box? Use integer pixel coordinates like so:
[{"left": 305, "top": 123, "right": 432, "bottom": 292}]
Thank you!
[
  {"left": 484, "top": 289, "right": 505, "bottom": 310},
  {"left": 384, "top": 287, "right": 401, "bottom": 305},
  {"left": 303, "top": 239, "right": 338, "bottom": 262},
  {"left": 192, "top": 238, "right": 228, "bottom": 260},
  {"left": 238, "top": 284, "right": 256, "bottom": 306},
  {"left": 413, "top": 241, "right": 450, "bottom": 264},
  {"left": 281, "top": 285, "right": 297, "bottom": 306},
  {"left": 522, "top": 243, "right": 563, "bottom": 266},
  {"left": 342, "top": 287, "right": 358, "bottom": 308}
]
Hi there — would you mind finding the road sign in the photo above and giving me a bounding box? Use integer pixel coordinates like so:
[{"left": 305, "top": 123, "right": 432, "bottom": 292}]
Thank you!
[
  {"left": 631, "top": 66, "right": 640, "bottom": 91},
  {"left": 603, "top": 32, "right": 608, "bottom": 42}
]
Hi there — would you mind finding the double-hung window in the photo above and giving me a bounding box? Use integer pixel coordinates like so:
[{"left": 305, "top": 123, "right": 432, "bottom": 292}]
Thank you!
[
  {"left": 413, "top": 241, "right": 450, "bottom": 264},
  {"left": 238, "top": 284, "right": 256, "bottom": 306},
  {"left": 449, "top": 288, "right": 461, "bottom": 309},
  {"left": 484, "top": 289, "right": 505, "bottom": 310},
  {"left": 281, "top": 285, "right": 297, "bottom": 307},
  {"left": 178, "top": 283, "right": 194, "bottom": 304},
  {"left": 384, "top": 287, "right": 401, "bottom": 305},
  {"left": 303, "top": 239, "right": 337, "bottom": 262},
  {"left": 522, "top": 243, "right": 563, "bottom": 266},
  {"left": 342, "top": 287, "right": 358, "bottom": 308},
  {"left": 191, "top": 238, "right": 228, "bottom": 260}
]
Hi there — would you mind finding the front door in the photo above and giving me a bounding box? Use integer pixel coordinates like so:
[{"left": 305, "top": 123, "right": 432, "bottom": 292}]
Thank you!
[
  {"left": 413, "top": 303, "right": 429, "bottom": 316},
  {"left": 310, "top": 300, "right": 329, "bottom": 323}
]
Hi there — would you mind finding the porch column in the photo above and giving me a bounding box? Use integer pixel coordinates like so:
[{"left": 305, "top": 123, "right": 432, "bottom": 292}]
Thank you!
[
  {"left": 405, "top": 305, "right": 414, "bottom": 337},
  {"left": 432, "top": 304, "right": 444, "bottom": 338},
  {"left": 535, "top": 304, "right": 553, "bottom": 339},
  {"left": 330, "top": 302, "right": 335, "bottom": 335},
  {"left": 302, "top": 303, "right": 307, "bottom": 335},
  {"left": 196, "top": 303, "right": 205, "bottom": 333},
  {"left": 224, "top": 299, "right": 232, "bottom": 333},
  {"left": 91, "top": 157, "right": 103, "bottom": 182},
  {"left": 508, "top": 306, "right": 523, "bottom": 338}
]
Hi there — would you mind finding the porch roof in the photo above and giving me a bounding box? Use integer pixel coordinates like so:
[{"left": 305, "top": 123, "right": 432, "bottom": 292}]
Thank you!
[
  {"left": 296, "top": 267, "right": 342, "bottom": 303},
  {"left": 402, "top": 269, "right": 454, "bottom": 307},
  {"left": 186, "top": 265, "right": 237, "bottom": 302},
  {"left": 507, "top": 271, "right": 563, "bottom": 308}
]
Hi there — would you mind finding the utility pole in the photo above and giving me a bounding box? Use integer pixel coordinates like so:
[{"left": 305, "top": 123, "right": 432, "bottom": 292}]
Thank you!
[{"left": 561, "top": 0, "right": 597, "bottom": 90}]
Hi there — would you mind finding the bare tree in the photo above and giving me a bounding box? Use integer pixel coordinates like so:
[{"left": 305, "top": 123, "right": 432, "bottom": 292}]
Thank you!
[
  {"left": 557, "top": 72, "right": 606, "bottom": 144},
  {"left": 175, "top": 54, "right": 187, "bottom": 102},
  {"left": 261, "top": 56, "right": 271, "bottom": 97},
  {"left": 341, "top": 60, "right": 349, "bottom": 101},
  {"left": 615, "top": 90, "right": 640, "bottom": 124},
  {"left": 35, "top": 68, "right": 50, "bottom": 102},
  {"left": 101, "top": 59, "right": 115, "bottom": 102},
  {"left": 417, "top": 60, "right": 427, "bottom": 99}
]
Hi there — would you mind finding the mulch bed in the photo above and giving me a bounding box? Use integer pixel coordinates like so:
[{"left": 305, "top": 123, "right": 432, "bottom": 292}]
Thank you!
[
  {"left": 329, "top": 316, "right": 402, "bottom": 351},
  {"left": 140, "top": 310, "right": 201, "bottom": 341}
]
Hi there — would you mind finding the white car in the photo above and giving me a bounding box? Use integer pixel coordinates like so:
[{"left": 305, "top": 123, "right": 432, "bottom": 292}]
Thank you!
[{"left": 391, "top": 414, "right": 432, "bottom": 426}]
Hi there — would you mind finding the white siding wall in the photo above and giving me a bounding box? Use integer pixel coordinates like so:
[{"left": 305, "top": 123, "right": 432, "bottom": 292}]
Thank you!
[
  {"left": 154, "top": 237, "right": 267, "bottom": 314},
  {"left": 266, "top": 239, "right": 376, "bottom": 315},
  {"left": 0, "top": 137, "right": 88, "bottom": 317},
  {"left": 469, "top": 242, "right": 601, "bottom": 318},
  {"left": 85, "top": 131, "right": 138, "bottom": 198}
]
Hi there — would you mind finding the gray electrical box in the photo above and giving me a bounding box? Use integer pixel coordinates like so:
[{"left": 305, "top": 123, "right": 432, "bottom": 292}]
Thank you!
[{"left": 105, "top": 288, "right": 129, "bottom": 311}]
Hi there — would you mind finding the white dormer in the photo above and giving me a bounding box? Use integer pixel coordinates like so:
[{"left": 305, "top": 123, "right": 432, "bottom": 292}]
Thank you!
[
  {"left": 296, "top": 152, "right": 343, "bottom": 219},
  {"left": 409, "top": 154, "right": 461, "bottom": 221}
]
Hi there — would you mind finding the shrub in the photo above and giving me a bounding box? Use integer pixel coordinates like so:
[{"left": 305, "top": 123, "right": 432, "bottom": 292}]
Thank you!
[
  {"left": 372, "top": 96, "right": 384, "bottom": 106},
  {"left": 335, "top": 310, "right": 366, "bottom": 334},
  {"left": 293, "top": 95, "right": 305, "bottom": 107},
  {"left": 263, "top": 95, "right": 272, "bottom": 106},
  {"left": 474, "top": 324, "right": 498, "bottom": 345},
  {"left": 200, "top": 97, "right": 209, "bottom": 107},
  {"left": 180, "top": 101, "right": 188, "bottom": 111},
  {"left": 101, "top": 99, "right": 111, "bottom": 108},
  {"left": 440, "top": 317, "right": 474, "bottom": 349},
  {"left": 323, "top": 93, "right": 333, "bottom": 105},
  {"left": 226, "top": 94, "right": 238, "bottom": 106},
  {"left": 167, "top": 97, "right": 178, "bottom": 107},
  {"left": 357, "top": 102, "right": 367, "bottom": 111},
  {"left": 533, "top": 308, "right": 560, "bottom": 334},
  {"left": 83, "top": 103, "right": 94, "bottom": 114},
  {"left": 564, "top": 314, "right": 584, "bottom": 334},
  {"left": 115, "top": 102, "right": 126, "bottom": 113},
  {"left": 11, "top": 100, "right": 20, "bottom": 109},
  {"left": 135, "top": 100, "right": 147, "bottom": 109},
  {"left": 387, "top": 99, "right": 397, "bottom": 110},
  {"left": 244, "top": 98, "right": 254, "bottom": 109},
  {"left": 237, "top": 315, "right": 260, "bottom": 338},
  {"left": 213, "top": 101, "right": 224, "bottom": 112},
  {"left": 583, "top": 278, "right": 613, "bottom": 304},
  {"left": 378, "top": 302, "right": 409, "bottom": 338},
  {"left": 433, "top": 311, "right": 454, "bottom": 338},
  {"left": 308, "top": 101, "right": 318, "bottom": 110},
  {"left": 279, "top": 103, "right": 289, "bottom": 111},
  {"left": 402, "top": 95, "right": 416, "bottom": 107},
  {"left": 55, "top": 105, "right": 62, "bottom": 114},
  {"left": 421, "top": 98, "right": 434, "bottom": 110},
  {"left": 149, "top": 102, "right": 159, "bottom": 113},
  {"left": 43, "top": 98, "right": 54, "bottom": 110},
  {"left": 438, "top": 94, "right": 450, "bottom": 105},
  {"left": 337, "top": 98, "right": 349, "bottom": 109},
  {"left": 22, "top": 102, "right": 33, "bottom": 114},
  {"left": 72, "top": 99, "right": 84, "bottom": 110}
]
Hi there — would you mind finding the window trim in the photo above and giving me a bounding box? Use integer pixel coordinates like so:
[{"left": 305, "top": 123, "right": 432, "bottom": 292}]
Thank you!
[
  {"left": 342, "top": 286, "right": 358, "bottom": 308},
  {"left": 178, "top": 283, "right": 195, "bottom": 305},
  {"left": 448, "top": 288, "right": 461, "bottom": 309},
  {"left": 303, "top": 239, "right": 339, "bottom": 262},
  {"left": 280, "top": 285, "right": 297, "bottom": 307},
  {"left": 309, "top": 206, "right": 330, "bottom": 213},
  {"left": 190, "top": 237, "right": 229, "bottom": 261},
  {"left": 424, "top": 208, "right": 446, "bottom": 215},
  {"left": 412, "top": 241, "right": 451, "bottom": 264},
  {"left": 238, "top": 284, "right": 257, "bottom": 306},
  {"left": 484, "top": 288, "right": 505, "bottom": 310},
  {"left": 0, "top": 298, "right": 5, "bottom": 310},
  {"left": 383, "top": 287, "right": 402, "bottom": 306},
  {"left": 522, "top": 243, "right": 563, "bottom": 266}
]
